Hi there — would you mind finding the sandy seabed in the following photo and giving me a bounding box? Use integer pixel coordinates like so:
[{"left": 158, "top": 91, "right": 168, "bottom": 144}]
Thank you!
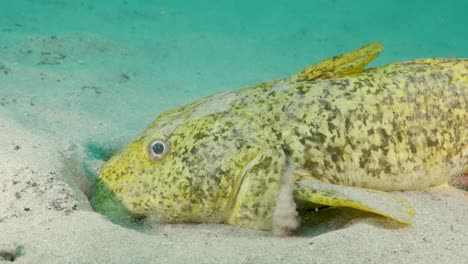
[
  {"left": 1, "top": 111, "right": 467, "bottom": 264},
  {"left": 1, "top": 1, "right": 468, "bottom": 263},
  {"left": 0, "top": 59, "right": 467, "bottom": 263}
]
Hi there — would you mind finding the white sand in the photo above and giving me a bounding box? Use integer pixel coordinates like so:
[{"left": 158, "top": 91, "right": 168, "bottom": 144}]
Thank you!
[
  {"left": 1, "top": 54, "right": 467, "bottom": 264},
  {"left": 1, "top": 1, "right": 467, "bottom": 263},
  {"left": 1, "top": 113, "right": 467, "bottom": 263}
]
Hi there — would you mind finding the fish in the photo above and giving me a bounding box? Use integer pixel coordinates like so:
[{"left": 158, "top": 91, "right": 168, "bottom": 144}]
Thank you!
[{"left": 92, "top": 42, "right": 468, "bottom": 235}]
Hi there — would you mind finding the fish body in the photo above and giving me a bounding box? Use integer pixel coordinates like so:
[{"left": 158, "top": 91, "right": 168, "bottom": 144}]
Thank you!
[{"left": 93, "top": 43, "right": 468, "bottom": 233}]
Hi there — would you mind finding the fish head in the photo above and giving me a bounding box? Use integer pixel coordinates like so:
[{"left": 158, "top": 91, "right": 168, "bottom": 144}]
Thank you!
[{"left": 92, "top": 99, "right": 250, "bottom": 223}]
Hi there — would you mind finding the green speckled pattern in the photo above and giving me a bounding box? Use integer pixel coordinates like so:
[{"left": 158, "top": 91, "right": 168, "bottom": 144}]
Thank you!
[{"left": 94, "top": 43, "right": 468, "bottom": 230}]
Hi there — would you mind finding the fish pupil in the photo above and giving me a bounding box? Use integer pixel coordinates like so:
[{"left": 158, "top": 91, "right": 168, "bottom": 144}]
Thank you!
[{"left": 152, "top": 142, "right": 165, "bottom": 154}]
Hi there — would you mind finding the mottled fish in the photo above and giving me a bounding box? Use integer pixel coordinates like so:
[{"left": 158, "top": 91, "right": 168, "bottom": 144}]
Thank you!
[{"left": 92, "top": 42, "right": 468, "bottom": 235}]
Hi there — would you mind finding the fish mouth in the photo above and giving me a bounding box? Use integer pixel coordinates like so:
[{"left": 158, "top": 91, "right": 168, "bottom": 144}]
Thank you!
[{"left": 90, "top": 179, "right": 137, "bottom": 223}]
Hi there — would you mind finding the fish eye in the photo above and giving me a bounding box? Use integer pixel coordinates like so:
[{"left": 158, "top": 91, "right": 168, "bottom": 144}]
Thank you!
[{"left": 146, "top": 139, "right": 170, "bottom": 161}]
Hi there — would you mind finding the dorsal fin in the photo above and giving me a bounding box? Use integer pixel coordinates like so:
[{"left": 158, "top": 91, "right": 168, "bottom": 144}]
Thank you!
[{"left": 293, "top": 42, "right": 383, "bottom": 82}]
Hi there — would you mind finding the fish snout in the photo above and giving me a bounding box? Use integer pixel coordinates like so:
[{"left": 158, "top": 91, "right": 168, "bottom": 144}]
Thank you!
[{"left": 91, "top": 178, "right": 133, "bottom": 222}]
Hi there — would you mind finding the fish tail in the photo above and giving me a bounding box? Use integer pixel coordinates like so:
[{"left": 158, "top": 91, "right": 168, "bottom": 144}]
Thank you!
[{"left": 451, "top": 173, "right": 468, "bottom": 191}]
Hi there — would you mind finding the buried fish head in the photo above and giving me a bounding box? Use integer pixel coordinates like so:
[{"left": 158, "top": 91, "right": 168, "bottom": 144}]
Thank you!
[{"left": 91, "top": 98, "right": 259, "bottom": 224}]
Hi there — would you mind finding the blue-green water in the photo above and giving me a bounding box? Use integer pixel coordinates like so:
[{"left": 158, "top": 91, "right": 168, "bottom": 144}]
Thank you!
[{"left": 1, "top": 0, "right": 467, "bottom": 144}]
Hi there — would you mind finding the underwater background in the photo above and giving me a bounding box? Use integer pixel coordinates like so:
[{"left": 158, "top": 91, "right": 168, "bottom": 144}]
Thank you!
[
  {"left": 1, "top": 0, "right": 467, "bottom": 145},
  {"left": 0, "top": 1, "right": 467, "bottom": 263}
]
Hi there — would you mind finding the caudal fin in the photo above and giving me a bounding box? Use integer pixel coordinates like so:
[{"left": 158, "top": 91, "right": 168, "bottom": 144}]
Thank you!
[{"left": 451, "top": 173, "right": 468, "bottom": 191}]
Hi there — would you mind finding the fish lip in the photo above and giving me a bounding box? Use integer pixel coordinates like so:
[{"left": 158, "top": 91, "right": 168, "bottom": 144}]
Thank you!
[{"left": 92, "top": 174, "right": 148, "bottom": 221}]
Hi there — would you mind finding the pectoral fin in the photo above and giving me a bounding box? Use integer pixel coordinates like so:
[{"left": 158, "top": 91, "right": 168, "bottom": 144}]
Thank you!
[
  {"left": 227, "top": 146, "right": 287, "bottom": 231},
  {"left": 294, "top": 180, "right": 414, "bottom": 224},
  {"left": 294, "top": 42, "right": 383, "bottom": 82}
]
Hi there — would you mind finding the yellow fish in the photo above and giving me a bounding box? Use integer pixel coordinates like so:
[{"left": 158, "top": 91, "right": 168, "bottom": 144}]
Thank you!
[{"left": 92, "top": 42, "right": 468, "bottom": 235}]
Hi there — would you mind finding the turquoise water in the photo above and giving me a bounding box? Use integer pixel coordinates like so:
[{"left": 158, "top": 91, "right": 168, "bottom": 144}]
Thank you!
[{"left": 1, "top": 0, "right": 467, "bottom": 144}]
